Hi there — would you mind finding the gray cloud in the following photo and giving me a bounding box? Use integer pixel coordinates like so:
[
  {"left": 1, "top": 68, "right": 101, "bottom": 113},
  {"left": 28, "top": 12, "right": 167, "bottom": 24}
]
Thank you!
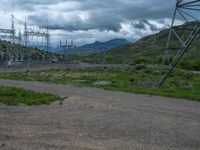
[
  {"left": 0, "top": 0, "right": 184, "bottom": 46},
  {"left": 4, "top": 0, "right": 176, "bottom": 32},
  {"left": 131, "top": 19, "right": 162, "bottom": 32}
]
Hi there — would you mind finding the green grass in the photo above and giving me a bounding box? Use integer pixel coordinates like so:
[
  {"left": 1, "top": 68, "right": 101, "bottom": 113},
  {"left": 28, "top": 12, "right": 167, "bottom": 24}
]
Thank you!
[
  {"left": 0, "top": 66, "right": 199, "bottom": 101},
  {"left": 0, "top": 86, "right": 62, "bottom": 106}
]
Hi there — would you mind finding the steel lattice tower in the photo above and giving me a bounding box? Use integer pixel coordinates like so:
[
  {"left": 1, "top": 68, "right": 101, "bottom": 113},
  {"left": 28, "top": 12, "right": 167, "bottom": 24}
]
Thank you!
[
  {"left": 23, "top": 20, "right": 51, "bottom": 52},
  {"left": 158, "top": 0, "right": 200, "bottom": 87}
]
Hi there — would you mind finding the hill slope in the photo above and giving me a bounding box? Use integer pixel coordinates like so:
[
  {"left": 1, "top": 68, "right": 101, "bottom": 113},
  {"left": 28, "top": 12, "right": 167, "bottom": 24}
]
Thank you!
[
  {"left": 0, "top": 40, "right": 61, "bottom": 61},
  {"left": 61, "top": 38, "right": 130, "bottom": 55},
  {"left": 107, "top": 24, "right": 200, "bottom": 60}
]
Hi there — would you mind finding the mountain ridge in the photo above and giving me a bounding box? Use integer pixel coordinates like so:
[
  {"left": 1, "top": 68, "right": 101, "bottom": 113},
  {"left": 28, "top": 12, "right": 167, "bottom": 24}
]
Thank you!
[
  {"left": 107, "top": 23, "right": 200, "bottom": 60},
  {"left": 57, "top": 38, "right": 130, "bottom": 55}
]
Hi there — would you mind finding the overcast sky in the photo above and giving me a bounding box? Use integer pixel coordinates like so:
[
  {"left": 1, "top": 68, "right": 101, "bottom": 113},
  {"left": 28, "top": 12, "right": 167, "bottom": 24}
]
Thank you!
[{"left": 0, "top": 0, "right": 185, "bottom": 46}]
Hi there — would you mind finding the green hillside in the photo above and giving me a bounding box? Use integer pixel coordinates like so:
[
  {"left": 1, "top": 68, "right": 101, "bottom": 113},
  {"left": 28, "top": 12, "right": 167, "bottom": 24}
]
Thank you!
[
  {"left": 105, "top": 23, "right": 200, "bottom": 70},
  {"left": 108, "top": 23, "right": 200, "bottom": 59},
  {"left": 107, "top": 31, "right": 167, "bottom": 57}
]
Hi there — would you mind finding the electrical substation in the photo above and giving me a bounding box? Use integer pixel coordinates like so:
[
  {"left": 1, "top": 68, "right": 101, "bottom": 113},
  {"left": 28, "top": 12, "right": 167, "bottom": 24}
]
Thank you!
[
  {"left": 0, "top": 15, "right": 51, "bottom": 66},
  {"left": 0, "top": 0, "right": 199, "bottom": 87}
]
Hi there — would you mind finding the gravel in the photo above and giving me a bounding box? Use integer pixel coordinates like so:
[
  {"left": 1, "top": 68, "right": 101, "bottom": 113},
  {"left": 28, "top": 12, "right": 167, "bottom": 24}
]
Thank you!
[{"left": 0, "top": 79, "right": 200, "bottom": 150}]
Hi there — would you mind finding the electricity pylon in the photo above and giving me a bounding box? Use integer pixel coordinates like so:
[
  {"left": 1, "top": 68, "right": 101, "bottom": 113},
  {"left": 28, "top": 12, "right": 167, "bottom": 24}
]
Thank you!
[
  {"left": 158, "top": 0, "right": 200, "bottom": 87},
  {"left": 23, "top": 20, "right": 51, "bottom": 51}
]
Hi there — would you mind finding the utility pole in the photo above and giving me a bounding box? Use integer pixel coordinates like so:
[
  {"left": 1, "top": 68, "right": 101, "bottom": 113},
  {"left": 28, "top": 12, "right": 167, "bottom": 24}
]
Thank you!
[
  {"left": 11, "top": 14, "right": 16, "bottom": 62},
  {"left": 24, "top": 18, "right": 28, "bottom": 49},
  {"left": 23, "top": 18, "right": 51, "bottom": 64},
  {"left": 60, "top": 40, "right": 75, "bottom": 63},
  {"left": 46, "top": 22, "right": 51, "bottom": 52},
  {"left": 11, "top": 14, "right": 15, "bottom": 44},
  {"left": 60, "top": 40, "right": 68, "bottom": 62}
]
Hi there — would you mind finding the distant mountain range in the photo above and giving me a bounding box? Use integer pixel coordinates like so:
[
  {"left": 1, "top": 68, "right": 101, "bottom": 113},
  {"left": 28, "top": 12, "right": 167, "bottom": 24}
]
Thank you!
[{"left": 56, "top": 38, "right": 130, "bottom": 55}]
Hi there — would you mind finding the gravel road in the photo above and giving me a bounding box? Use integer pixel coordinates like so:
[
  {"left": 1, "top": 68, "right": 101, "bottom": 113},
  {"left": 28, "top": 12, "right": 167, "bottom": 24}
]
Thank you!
[{"left": 0, "top": 79, "right": 200, "bottom": 150}]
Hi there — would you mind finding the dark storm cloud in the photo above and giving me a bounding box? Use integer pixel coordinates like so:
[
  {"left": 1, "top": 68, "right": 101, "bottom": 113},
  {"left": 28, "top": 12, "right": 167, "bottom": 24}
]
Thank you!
[
  {"left": 132, "top": 19, "right": 161, "bottom": 31},
  {"left": 132, "top": 20, "right": 146, "bottom": 30},
  {"left": 1, "top": 0, "right": 182, "bottom": 46},
  {"left": 2, "top": 0, "right": 176, "bottom": 32},
  {"left": 28, "top": 13, "right": 122, "bottom": 32}
]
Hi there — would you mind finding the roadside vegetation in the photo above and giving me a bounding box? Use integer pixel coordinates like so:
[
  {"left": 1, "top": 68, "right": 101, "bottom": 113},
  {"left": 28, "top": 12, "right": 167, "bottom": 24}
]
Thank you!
[
  {"left": 0, "top": 65, "right": 199, "bottom": 101},
  {"left": 0, "top": 86, "right": 62, "bottom": 106}
]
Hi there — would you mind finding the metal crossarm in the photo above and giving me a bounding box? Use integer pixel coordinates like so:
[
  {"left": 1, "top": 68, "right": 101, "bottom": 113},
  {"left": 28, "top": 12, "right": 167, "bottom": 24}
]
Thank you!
[
  {"left": 23, "top": 20, "right": 51, "bottom": 51},
  {"left": 158, "top": 0, "right": 200, "bottom": 87}
]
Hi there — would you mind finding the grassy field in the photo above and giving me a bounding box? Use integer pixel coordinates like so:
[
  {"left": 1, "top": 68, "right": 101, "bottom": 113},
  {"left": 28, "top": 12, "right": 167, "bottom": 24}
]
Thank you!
[
  {"left": 0, "top": 86, "right": 62, "bottom": 106},
  {"left": 0, "top": 66, "right": 199, "bottom": 101}
]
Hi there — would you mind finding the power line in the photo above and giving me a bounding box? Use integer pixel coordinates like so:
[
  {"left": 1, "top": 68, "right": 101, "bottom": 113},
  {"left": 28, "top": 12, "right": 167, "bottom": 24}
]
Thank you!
[
  {"left": 5, "top": 2, "right": 175, "bottom": 29},
  {"left": 0, "top": 0, "right": 28, "bottom": 18},
  {"left": 86, "top": 3, "right": 175, "bottom": 23},
  {"left": 52, "top": 4, "right": 175, "bottom": 31},
  {"left": 51, "top": 9, "right": 175, "bottom": 38},
  {"left": 7, "top": 3, "right": 175, "bottom": 39},
  {"left": 0, "top": 1, "right": 187, "bottom": 47}
]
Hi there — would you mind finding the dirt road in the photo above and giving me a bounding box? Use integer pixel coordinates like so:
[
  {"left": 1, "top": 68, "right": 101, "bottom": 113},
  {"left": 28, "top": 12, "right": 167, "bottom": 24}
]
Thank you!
[{"left": 0, "top": 79, "right": 200, "bottom": 150}]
